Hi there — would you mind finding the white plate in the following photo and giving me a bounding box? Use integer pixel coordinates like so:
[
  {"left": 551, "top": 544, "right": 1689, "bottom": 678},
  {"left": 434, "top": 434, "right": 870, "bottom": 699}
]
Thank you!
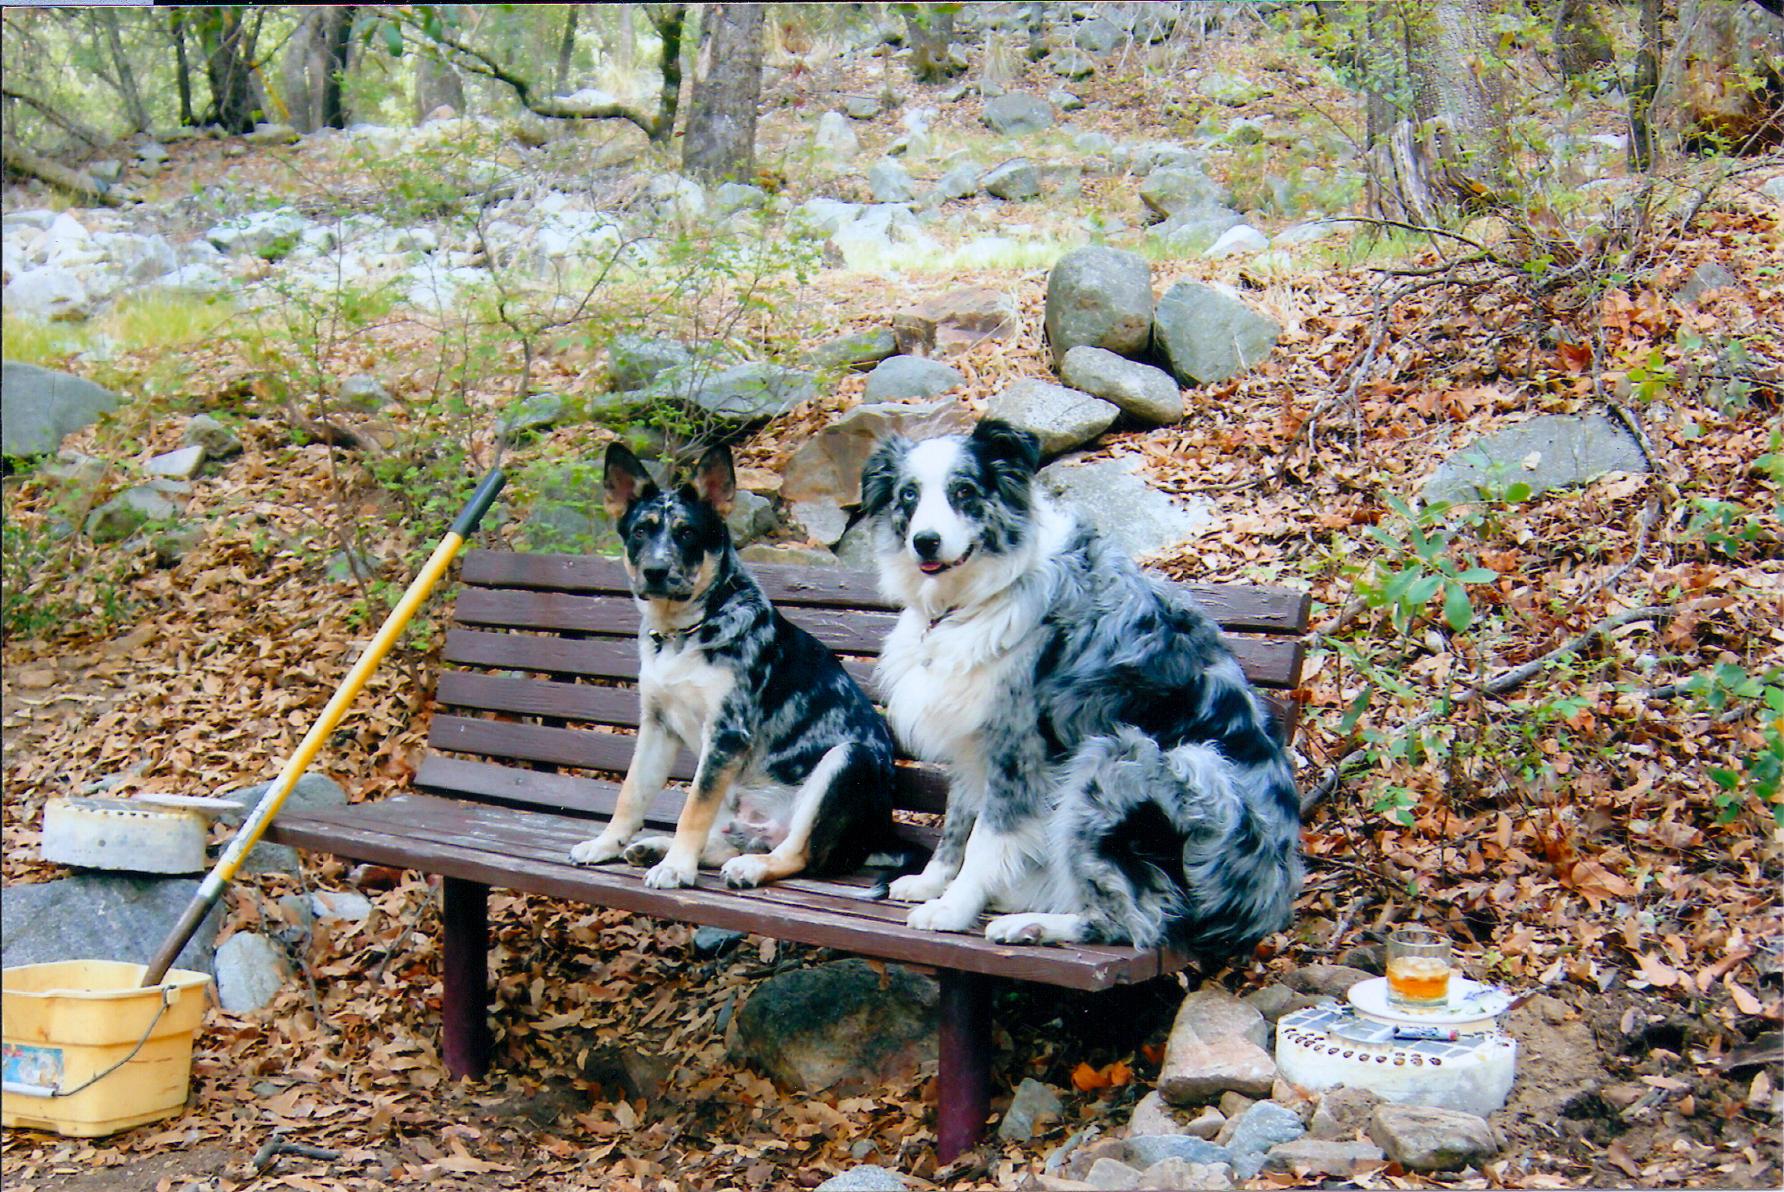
[{"left": 1348, "top": 976, "right": 1513, "bottom": 1025}]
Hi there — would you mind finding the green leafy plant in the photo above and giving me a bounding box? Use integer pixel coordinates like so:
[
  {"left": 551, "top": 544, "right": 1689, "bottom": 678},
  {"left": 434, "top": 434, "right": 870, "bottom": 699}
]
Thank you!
[{"left": 1356, "top": 496, "right": 1499, "bottom": 634}]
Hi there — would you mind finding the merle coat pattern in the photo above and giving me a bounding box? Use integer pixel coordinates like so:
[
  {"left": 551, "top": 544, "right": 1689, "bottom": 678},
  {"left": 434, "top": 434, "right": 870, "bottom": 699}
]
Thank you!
[
  {"left": 858, "top": 420, "right": 1302, "bottom": 953},
  {"left": 568, "top": 443, "right": 900, "bottom": 891}
]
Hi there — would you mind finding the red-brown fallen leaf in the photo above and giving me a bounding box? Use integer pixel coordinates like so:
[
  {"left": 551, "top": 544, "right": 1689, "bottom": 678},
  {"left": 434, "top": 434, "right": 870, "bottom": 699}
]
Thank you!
[
  {"left": 1106, "top": 1059, "right": 1133, "bottom": 1088},
  {"left": 1635, "top": 952, "right": 1679, "bottom": 988},
  {"left": 1070, "top": 1062, "right": 1109, "bottom": 1092},
  {"left": 1726, "top": 977, "right": 1764, "bottom": 1016},
  {"left": 1606, "top": 1139, "right": 1643, "bottom": 1179}
]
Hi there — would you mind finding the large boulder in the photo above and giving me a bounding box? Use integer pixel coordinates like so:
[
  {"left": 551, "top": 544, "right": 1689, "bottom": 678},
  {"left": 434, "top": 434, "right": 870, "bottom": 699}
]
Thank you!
[
  {"left": 1152, "top": 282, "right": 1280, "bottom": 386},
  {"left": 729, "top": 958, "right": 937, "bottom": 1093},
  {"left": 985, "top": 380, "right": 1118, "bottom": 456},
  {"left": 1139, "top": 166, "right": 1229, "bottom": 222},
  {"left": 1041, "top": 456, "right": 1214, "bottom": 560},
  {"left": 1044, "top": 246, "right": 1154, "bottom": 365},
  {"left": 1, "top": 362, "right": 123, "bottom": 457},
  {"left": 1, "top": 874, "right": 222, "bottom": 975},
  {"left": 863, "top": 356, "right": 965, "bottom": 403},
  {"left": 608, "top": 334, "right": 691, "bottom": 393},
  {"left": 809, "top": 328, "right": 898, "bottom": 373},
  {"left": 782, "top": 397, "right": 972, "bottom": 506},
  {"left": 84, "top": 482, "right": 186, "bottom": 543},
  {"left": 814, "top": 111, "right": 861, "bottom": 157},
  {"left": 895, "top": 287, "right": 1019, "bottom": 357},
  {"left": 1059, "top": 346, "right": 1181, "bottom": 424},
  {"left": 868, "top": 159, "right": 917, "bottom": 204},
  {"left": 3, "top": 267, "right": 91, "bottom": 322},
  {"left": 1368, "top": 1104, "right": 1498, "bottom": 1173},
  {"left": 1421, "top": 413, "right": 1648, "bottom": 506},
  {"left": 647, "top": 362, "right": 819, "bottom": 428},
  {"left": 1158, "top": 989, "right": 1276, "bottom": 1105},
  {"left": 982, "top": 159, "right": 1041, "bottom": 201},
  {"left": 981, "top": 93, "right": 1054, "bottom": 136}
]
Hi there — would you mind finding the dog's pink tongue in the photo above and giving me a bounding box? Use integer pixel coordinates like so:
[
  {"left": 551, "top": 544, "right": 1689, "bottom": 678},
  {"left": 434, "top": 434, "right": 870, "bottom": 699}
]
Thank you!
[{"left": 919, "top": 561, "right": 945, "bottom": 574}]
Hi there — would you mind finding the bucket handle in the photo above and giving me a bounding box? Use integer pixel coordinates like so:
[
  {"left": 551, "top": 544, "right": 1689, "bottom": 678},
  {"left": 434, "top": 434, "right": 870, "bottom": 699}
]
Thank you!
[{"left": 7, "top": 984, "right": 174, "bottom": 1099}]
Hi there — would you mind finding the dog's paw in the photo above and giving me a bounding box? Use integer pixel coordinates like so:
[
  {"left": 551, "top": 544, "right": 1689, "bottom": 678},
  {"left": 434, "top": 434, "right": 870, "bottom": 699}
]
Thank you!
[
  {"left": 622, "top": 836, "right": 671, "bottom": 867},
  {"left": 720, "top": 854, "right": 773, "bottom": 889},
  {"left": 888, "top": 871, "right": 948, "bottom": 903},
  {"left": 985, "top": 913, "right": 1062, "bottom": 945},
  {"left": 906, "top": 897, "right": 979, "bottom": 934},
  {"left": 643, "top": 855, "right": 698, "bottom": 889},
  {"left": 569, "top": 833, "right": 625, "bottom": 865}
]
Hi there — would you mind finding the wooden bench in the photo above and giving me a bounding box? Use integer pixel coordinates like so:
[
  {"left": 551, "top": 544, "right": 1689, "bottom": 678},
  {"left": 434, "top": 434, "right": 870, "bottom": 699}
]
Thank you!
[{"left": 265, "top": 550, "right": 1310, "bottom": 1159}]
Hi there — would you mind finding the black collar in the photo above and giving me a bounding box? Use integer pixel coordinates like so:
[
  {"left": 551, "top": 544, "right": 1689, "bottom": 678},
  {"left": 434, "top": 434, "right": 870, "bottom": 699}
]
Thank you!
[{"left": 648, "top": 620, "right": 705, "bottom": 650}]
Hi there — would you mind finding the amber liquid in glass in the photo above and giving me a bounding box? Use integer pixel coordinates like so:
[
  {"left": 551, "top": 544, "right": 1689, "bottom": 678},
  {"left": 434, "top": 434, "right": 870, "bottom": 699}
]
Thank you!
[{"left": 1386, "top": 955, "right": 1451, "bottom": 1006}]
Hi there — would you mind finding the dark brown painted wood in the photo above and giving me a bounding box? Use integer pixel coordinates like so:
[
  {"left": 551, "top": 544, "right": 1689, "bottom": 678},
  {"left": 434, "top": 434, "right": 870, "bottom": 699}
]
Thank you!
[
  {"left": 440, "top": 877, "right": 491, "bottom": 1080},
  {"left": 937, "top": 969, "right": 993, "bottom": 1162}
]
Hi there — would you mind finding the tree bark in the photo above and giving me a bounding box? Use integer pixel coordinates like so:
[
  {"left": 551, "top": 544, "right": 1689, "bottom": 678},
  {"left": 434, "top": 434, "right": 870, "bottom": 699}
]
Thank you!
[
  {"left": 904, "top": 6, "right": 965, "bottom": 83},
  {"left": 196, "top": 8, "right": 259, "bottom": 133},
  {"left": 1657, "top": 0, "right": 1784, "bottom": 152},
  {"left": 1630, "top": 0, "right": 1663, "bottom": 170},
  {"left": 556, "top": 4, "right": 581, "bottom": 92},
  {"left": 1, "top": 137, "right": 133, "bottom": 206},
  {"left": 169, "top": 9, "right": 195, "bottom": 128},
  {"left": 415, "top": 51, "right": 467, "bottom": 121},
  {"left": 1406, "top": 0, "right": 1514, "bottom": 210},
  {"left": 320, "top": 6, "right": 355, "bottom": 130},
  {"left": 682, "top": 2, "right": 764, "bottom": 181},
  {"left": 646, "top": 3, "right": 688, "bottom": 143},
  {"left": 1554, "top": 0, "right": 1616, "bottom": 86},
  {"left": 98, "top": 9, "right": 150, "bottom": 133}
]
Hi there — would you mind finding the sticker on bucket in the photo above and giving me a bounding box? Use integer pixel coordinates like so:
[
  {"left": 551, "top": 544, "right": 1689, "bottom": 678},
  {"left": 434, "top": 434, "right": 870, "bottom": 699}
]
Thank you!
[{"left": 3, "top": 1043, "right": 64, "bottom": 1095}]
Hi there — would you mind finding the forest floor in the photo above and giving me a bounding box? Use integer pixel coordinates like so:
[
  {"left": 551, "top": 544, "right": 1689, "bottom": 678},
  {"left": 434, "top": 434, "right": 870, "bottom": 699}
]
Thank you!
[{"left": 3, "top": 17, "right": 1783, "bottom": 1192}]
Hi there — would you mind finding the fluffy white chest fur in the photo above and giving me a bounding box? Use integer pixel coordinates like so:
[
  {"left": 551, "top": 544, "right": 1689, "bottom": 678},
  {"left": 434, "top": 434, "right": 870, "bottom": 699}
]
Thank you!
[{"left": 639, "top": 639, "right": 735, "bottom": 751}]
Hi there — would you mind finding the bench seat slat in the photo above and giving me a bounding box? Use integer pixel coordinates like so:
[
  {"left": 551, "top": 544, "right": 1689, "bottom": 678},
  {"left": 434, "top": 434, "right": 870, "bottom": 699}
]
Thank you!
[
  {"left": 459, "top": 551, "right": 1313, "bottom": 633},
  {"left": 265, "top": 794, "right": 1161, "bottom": 990}
]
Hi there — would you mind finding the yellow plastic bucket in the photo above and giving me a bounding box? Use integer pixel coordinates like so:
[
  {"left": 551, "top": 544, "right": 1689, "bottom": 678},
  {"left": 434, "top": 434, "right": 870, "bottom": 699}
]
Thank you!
[{"left": 2, "top": 960, "right": 212, "bottom": 1137}]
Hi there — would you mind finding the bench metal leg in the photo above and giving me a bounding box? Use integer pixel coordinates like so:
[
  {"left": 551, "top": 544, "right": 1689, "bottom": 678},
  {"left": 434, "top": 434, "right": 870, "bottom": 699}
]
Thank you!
[
  {"left": 441, "top": 877, "right": 491, "bottom": 1080},
  {"left": 936, "top": 969, "right": 992, "bottom": 1163}
]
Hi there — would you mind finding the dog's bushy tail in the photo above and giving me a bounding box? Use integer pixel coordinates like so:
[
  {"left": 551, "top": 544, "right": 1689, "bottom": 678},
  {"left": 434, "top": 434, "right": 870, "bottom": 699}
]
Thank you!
[{"left": 1055, "top": 727, "right": 1300, "bottom": 954}]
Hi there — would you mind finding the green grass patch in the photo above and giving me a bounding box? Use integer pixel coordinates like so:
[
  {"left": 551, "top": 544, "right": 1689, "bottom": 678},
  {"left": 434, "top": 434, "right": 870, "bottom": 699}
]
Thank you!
[{"left": 2, "top": 291, "right": 235, "bottom": 366}]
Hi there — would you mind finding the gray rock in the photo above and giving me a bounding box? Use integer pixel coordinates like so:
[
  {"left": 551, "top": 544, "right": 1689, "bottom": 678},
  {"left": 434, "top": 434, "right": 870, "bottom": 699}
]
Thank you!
[
  {"left": 863, "top": 356, "right": 964, "bottom": 402},
  {"left": 1369, "top": 1104, "right": 1498, "bottom": 1172},
  {"left": 1283, "top": 963, "right": 1373, "bottom": 998},
  {"left": 809, "top": 328, "right": 898, "bottom": 372},
  {"left": 1150, "top": 208, "right": 1245, "bottom": 256},
  {"left": 117, "top": 234, "right": 178, "bottom": 283},
  {"left": 608, "top": 334, "right": 691, "bottom": 392},
  {"left": 1262, "top": 1138, "right": 1385, "bottom": 1175},
  {"left": 1138, "top": 1159, "right": 1235, "bottom": 1190},
  {"left": 1200, "top": 69, "right": 1269, "bottom": 106},
  {"left": 895, "top": 286, "right": 1019, "bottom": 356},
  {"left": 135, "top": 142, "right": 170, "bottom": 164},
  {"left": 1059, "top": 347, "right": 1181, "bottom": 424},
  {"left": 310, "top": 890, "right": 373, "bottom": 922},
  {"left": 983, "top": 158, "right": 1041, "bottom": 201},
  {"left": 205, "top": 208, "right": 309, "bottom": 258},
  {"left": 1422, "top": 412, "right": 1648, "bottom": 506},
  {"left": 1158, "top": 989, "right": 1275, "bottom": 1105},
  {"left": 1044, "top": 246, "right": 1154, "bottom": 365},
  {"left": 1125, "top": 1134, "right": 1231, "bottom": 1168},
  {"left": 1074, "top": 16, "right": 1124, "bottom": 53},
  {"left": 868, "top": 159, "right": 916, "bottom": 204},
  {"left": 650, "top": 362, "right": 818, "bottom": 426},
  {"left": 1241, "top": 982, "right": 1323, "bottom": 1023},
  {"left": 1226, "top": 1100, "right": 1305, "bottom": 1159},
  {"left": 325, "top": 549, "right": 380, "bottom": 584},
  {"left": 929, "top": 161, "right": 985, "bottom": 203},
  {"left": 214, "top": 931, "right": 288, "bottom": 1013},
  {"left": 815, "top": 111, "right": 861, "bottom": 157},
  {"left": 1139, "top": 167, "right": 1227, "bottom": 222},
  {"left": 815, "top": 1166, "right": 906, "bottom": 1192},
  {"left": 1153, "top": 282, "right": 1280, "bottom": 386},
  {"left": 1762, "top": 176, "right": 1784, "bottom": 205},
  {"left": 85, "top": 483, "right": 184, "bottom": 543},
  {"left": 1049, "top": 89, "right": 1086, "bottom": 112},
  {"left": 1, "top": 362, "right": 123, "bottom": 457},
  {"left": 43, "top": 451, "right": 109, "bottom": 492},
  {"left": 1, "top": 874, "right": 222, "bottom": 975},
  {"left": 1052, "top": 51, "right": 1096, "bottom": 80},
  {"left": 336, "top": 373, "right": 391, "bottom": 412},
  {"left": 151, "top": 522, "right": 204, "bottom": 568},
  {"left": 1274, "top": 221, "right": 1338, "bottom": 247},
  {"left": 182, "top": 413, "right": 242, "bottom": 460},
  {"left": 832, "top": 521, "right": 876, "bottom": 571},
  {"left": 1677, "top": 261, "right": 1737, "bottom": 304},
  {"left": 729, "top": 958, "right": 936, "bottom": 1093},
  {"left": 788, "top": 499, "right": 850, "bottom": 547},
  {"left": 219, "top": 774, "right": 348, "bottom": 874},
  {"left": 692, "top": 926, "right": 744, "bottom": 957},
  {"left": 1039, "top": 456, "right": 1213, "bottom": 560},
  {"left": 982, "top": 94, "right": 1054, "bottom": 136},
  {"left": 1205, "top": 224, "right": 1268, "bottom": 258},
  {"left": 1075, "top": 131, "right": 1117, "bottom": 156},
  {"left": 986, "top": 380, "right": 1118, "bottom": 456},
  {"left": 3, "top": 267, "right": 90, "bottom": 321},
  {"left": 145, "top": 445, "right": 206, "bottom": 480},
  {"left": 739, "top": 544, "right": 839, "bottom": 568},
  {"left": 1085, "top": 1157, "right": 1143, "bottom": 1190},
  {"left": 1000, "top": 1077, "right": 1065, "bottom": 1142},
  {"left": 1128, "top": 1089, "right": 1196, "bottom": 1137},
  {"left": 713, "top": 182, "right": 770, "bottom": 217},
  {"left": 246, "top": 122, "right": 301, "bottom": 146},
  {"left": 726, "top": 490, "right": 777, "bottom": 547},
  {"left": 501, "top": 392, "right": 567, "bottom": 436},
  {"left": 844, "top": 95, "right": 884, "bottom": 121}
]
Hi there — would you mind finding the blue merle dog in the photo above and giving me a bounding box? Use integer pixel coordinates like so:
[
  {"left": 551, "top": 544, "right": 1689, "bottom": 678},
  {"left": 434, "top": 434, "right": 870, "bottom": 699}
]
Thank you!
[
  {"left": 858, "top": 419, "right": 1302, "bottom": 954},
  {"left": 569, "top": 442, "right": 904, "bottom": 890}
]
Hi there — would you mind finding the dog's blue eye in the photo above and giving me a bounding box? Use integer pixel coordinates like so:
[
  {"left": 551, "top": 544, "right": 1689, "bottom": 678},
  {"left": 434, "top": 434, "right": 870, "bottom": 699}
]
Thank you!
[{"left": 899, "top": 484, "right": 918, "bottom": 505}]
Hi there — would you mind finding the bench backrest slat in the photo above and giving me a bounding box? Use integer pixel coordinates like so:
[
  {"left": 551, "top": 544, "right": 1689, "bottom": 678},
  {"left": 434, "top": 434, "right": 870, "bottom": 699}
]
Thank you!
[{"left": 430, "top": 551, "right": 1309, "bottom": 818}]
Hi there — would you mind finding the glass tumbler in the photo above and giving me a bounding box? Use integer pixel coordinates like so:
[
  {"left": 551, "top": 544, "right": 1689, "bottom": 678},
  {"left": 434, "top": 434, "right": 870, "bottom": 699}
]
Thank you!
[{"left": 1385, "top": 926, "right": 1452, "bottom": 1010}]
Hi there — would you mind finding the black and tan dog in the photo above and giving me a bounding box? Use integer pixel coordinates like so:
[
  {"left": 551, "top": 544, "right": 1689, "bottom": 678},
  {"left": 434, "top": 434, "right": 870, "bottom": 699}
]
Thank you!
[{"left": 569, "top": 442, "right": 905, "bottom": 890}]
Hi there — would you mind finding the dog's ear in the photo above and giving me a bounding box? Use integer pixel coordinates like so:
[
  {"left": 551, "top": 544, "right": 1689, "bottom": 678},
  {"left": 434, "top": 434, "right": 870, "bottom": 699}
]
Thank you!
[
  {"left": 971, "top": 419, "right": 1041, "bottom": 497},
  {"left": 692, "top": 443, "right": 736, "bottom": 516},
  {"left": 859, "top": 435, "right": 911, "bottom": 516},
  {"left": 603, "top": 442, "right": 657, "bottom": 517}
]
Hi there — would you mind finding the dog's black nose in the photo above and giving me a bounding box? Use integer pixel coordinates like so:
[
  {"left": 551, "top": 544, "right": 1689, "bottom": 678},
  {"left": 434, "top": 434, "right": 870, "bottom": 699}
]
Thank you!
[
  {"left": 641, "top": 565, "right": 670, "bottom": 588},
  {"left": 912, "top": 531, "right": 941, "bottom": 560}
]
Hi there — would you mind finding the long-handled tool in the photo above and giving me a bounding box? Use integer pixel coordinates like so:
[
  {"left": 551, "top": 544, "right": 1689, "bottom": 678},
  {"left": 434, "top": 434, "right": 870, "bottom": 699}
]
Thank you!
[{"left": 140, "top": 467, "right": 507, "bottom": 987}]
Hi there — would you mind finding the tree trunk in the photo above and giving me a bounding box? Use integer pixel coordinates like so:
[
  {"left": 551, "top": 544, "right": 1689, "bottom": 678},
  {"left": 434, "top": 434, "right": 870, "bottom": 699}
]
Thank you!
[
  {"left": 904, "top": 6, "right": 965, "bottom": 83},
  {"left": 197, "top": 8, "right": 258, "bottom": 133},
  {"left": 99, "top": 10, "right": 150, "bottom": 133},
  {"left": 1406, "top": 0, "right": 1514, "bottom": 209},
  {"left": 1630, "top": 0, "right": 1663, "bottom": 169},
  {"left": 557, "top": 4, "right": 581, "bottom": 92},
  {"left": 169, "top": 9, "right": 195, "bottom": 128},
  {"left": 2, "top": 137, "right": 133, "bottom": 207},
  {"left": 1554, "top": 0, "right": 1616, "bottom": 86},
  {"left": 1657, "top": 0, "right": 1784, "bottom": 152},
  {"left": 280, "top": 8, "right": 322, "bottom": 132},
  {"left": 415, "top": 52, "right": 466, "bottom": 121},
  {"left": 646, "top": 3, "right": 688, "bottom": 143},
  {"left": 320, "top": 6, "right": 355, "bottom": 129},
  {"left": 682, "top": 2, "right": 764, "bottom": 182}
]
